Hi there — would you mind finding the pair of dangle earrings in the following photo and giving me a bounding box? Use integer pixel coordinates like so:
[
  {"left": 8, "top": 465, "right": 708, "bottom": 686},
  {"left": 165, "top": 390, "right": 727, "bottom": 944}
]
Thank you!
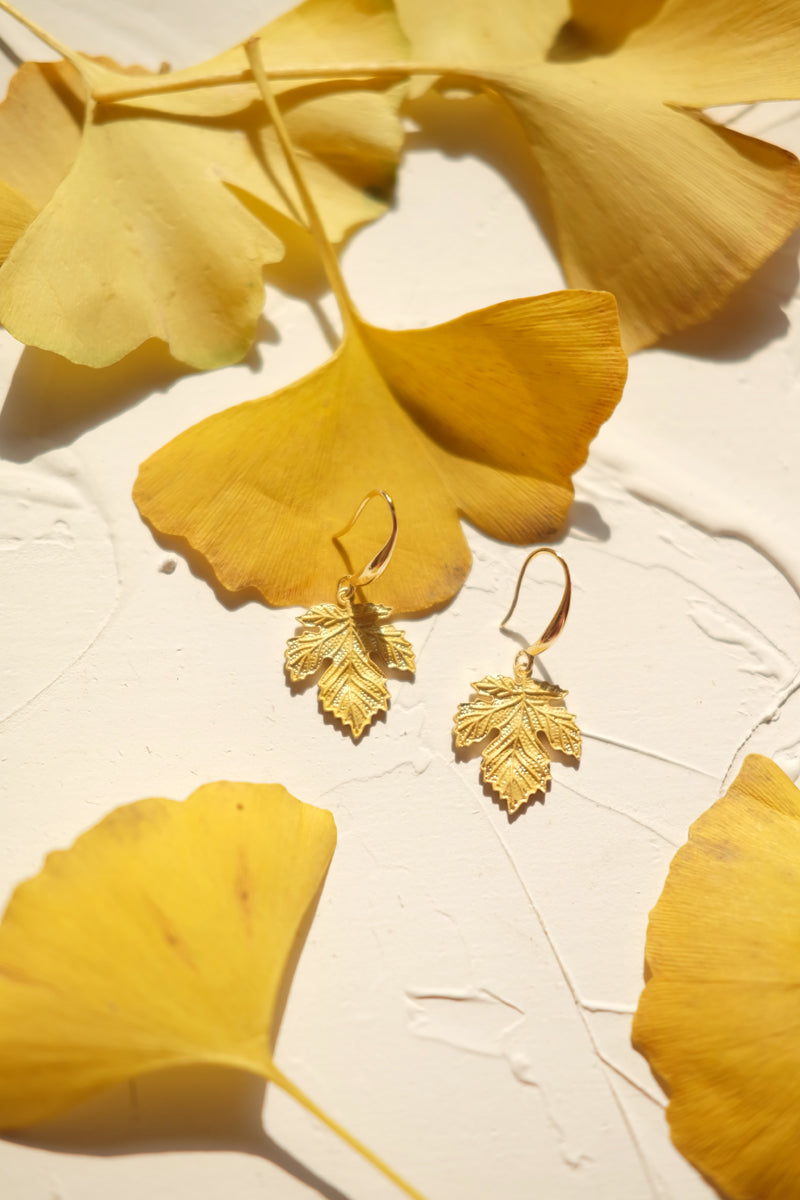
[{"left": 285, "top": 491, "right": 581, "bottom": 814}]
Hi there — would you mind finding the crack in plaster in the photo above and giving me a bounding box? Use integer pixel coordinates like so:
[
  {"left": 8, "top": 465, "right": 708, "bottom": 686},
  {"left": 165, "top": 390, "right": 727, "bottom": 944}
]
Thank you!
[
  {"left": 464, "top": 779, "right": 663, "bottom": 1198},
  {"left": 557, "top": 777, "right": 679, "bottom": 847},
  {"left": 722, "top": 665, "right": 800, "bottom": 788},
  {"left": 405, "top": 987, "right": 591, "bottom": 1171},
  {"left": 596, "top": 1051, "right": 666, "bottom": 1109},
  {"left": 582, "top": 731, "right": 716, "bottom": 782}
]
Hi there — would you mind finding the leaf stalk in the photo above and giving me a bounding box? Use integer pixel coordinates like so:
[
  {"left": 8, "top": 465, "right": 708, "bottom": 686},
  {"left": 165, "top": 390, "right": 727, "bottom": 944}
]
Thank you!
[
  {"left": 0, "top": 0, "right": 86, "bottom": 74},
  {"left": 96, "top": 63, "right": 480, "bottom": 105},
  {"left": 269, "top": 1061, "right": 430, "bottom": 1200},
  {"left": 244, "top": 37, "right": 359, "bottom": 331}
]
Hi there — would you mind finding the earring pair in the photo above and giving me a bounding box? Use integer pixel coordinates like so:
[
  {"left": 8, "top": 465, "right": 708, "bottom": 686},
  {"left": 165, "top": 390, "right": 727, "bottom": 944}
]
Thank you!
[{"left": 285, "top": 492, "right": 581, "bottom": 814}]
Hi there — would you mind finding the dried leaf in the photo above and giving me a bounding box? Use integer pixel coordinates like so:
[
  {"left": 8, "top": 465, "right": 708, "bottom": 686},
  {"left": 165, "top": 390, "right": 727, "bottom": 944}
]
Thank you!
[
  {"left": 570, "top": 0, "right": 800, "bottom": 100},
  {"left": 286, "top": 594, "right": 415, "bottom": 735},
  {"left": 0, "top": 781, "right": 335, "bottom": 1126},
  {"left": 0, "top": 0, "right": 407, "bottom": 367},
  {"left": 133, "top": 290, "right": 626, "bottom": 613},
  {"left": 454, "top": 673, "right": 581, "bottom": 814},
  {"left": 0, "top": 59, "right": 84, "bottom": 210},
  {"left": 0, "top": 179, "right": 36, "bottom": 263},
  {"left": 0, "top": 781, "right": 427, "bottom": 1198},
  {"left": 396, "top": 0, "right": 800, "bottom": 350},
  {"left": 633, "top": 754, "right": 800, "bottom": 1199}
]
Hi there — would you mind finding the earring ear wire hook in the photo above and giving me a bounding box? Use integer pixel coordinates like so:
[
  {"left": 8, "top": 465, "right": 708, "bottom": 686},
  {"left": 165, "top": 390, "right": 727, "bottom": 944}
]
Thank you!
[
  {"left": 333, "top": 489, "right": 398, "bottom": 593},
  {"left": 500, "top": 548, "right": 571, "bottom": 663}
]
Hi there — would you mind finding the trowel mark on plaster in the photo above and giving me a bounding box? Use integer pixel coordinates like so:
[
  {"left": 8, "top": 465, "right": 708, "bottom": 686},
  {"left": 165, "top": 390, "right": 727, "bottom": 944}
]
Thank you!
[
  {"left": 406, "top": 987, "right": 590, "bottom": 1169},
  {"left": 765, "top": 724, "right": 800, "bottom": 781},
  {"left": 582, "top": 459, "right": 800, "bottom": 795},
  {"left": 688, "top": 597, "right": 794, "bottom": 684},
  {"left": 0, "top": 456, "right": 119, "bottom": 724},
  {"left": 406, "top": 986, "right": 525, "bottom": 1059},
  {"left": 677, "top": 549, "right": 800, "bottom": 785},
  {"left": 592, "top": 442, "right": 800, "bottom": 615},
  {"left": 0, "top": 518, "right": 73, "bottom": 552},
  {"left": 468, "top": 789, "right": 662, "bottom": 1197},
  {"left": 578, "top": 531, "right": 797, "bottom": 695},
  {"left": 722, "top": 665, "right": 800, "bottom": 789}
]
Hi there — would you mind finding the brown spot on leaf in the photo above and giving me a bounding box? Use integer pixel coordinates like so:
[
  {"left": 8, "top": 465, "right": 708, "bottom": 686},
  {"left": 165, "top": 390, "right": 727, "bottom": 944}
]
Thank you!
[
  {"left": 235, "top": 851, "right": 253, "bottom": 935},
  {"left": 147, "top": 901, "right": 195, "bottom": 968},
  {"left": 0, "top": 963, "right": 56, "bottom": 990}
]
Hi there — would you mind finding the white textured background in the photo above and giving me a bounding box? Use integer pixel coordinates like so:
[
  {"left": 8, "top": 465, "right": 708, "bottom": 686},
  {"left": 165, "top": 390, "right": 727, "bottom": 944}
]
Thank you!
[{"left": 1, "top": 3, "right": 799, "bottom": 1198}]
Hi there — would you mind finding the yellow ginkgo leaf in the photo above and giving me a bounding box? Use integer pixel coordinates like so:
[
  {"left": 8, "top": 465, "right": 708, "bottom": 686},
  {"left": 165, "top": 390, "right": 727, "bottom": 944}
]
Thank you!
[
  {"left": 0, "top": 781, "right": 334, "bottom": 1126},
  {"left": 633, "top": 754, "right": 800, "bottom": 1200},
  {"left": 0, "top": 0, "right": 407, "bottom": 368},
  {"left": 570, "top": 0, "right": 800, "bottom": 100},
  {"left": 395, "top": 0, "right": 800, "bottom": 350},
  {"left": 0, "top": 781, "right": 427, "bottom": 1199},
  {"left": 0, "top": 58, "right": 84, "bottom": 211},
  {"left": 133, "top": 289, "right": 627, "bottom": 613},
  {"left": 0, "top": 179, "right": 36, "bottom": 263}
]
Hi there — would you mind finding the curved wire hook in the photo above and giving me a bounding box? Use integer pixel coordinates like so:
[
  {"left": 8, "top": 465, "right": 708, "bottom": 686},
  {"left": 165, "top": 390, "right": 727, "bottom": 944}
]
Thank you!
[
  {"left": 500, "top": 548, "right": 571, "bottom": 664},
  {"left": 333, "top": 489, "right": 398, "bottom": 592}
]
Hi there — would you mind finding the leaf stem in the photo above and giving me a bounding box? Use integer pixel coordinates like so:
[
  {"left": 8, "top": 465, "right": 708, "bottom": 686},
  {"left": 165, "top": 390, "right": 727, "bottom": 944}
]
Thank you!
[
  {"left": 96, "top": 62, "right": 480, "bottom": 105},
  {"left": 269, "top": 1062, "right": 430, "bottom": 1200},
  {"left": 244, "top": 37, "right": 358, "bottom": 331},
  {"left": 0, "top": 0, "right": 84, "bottom": 73}
]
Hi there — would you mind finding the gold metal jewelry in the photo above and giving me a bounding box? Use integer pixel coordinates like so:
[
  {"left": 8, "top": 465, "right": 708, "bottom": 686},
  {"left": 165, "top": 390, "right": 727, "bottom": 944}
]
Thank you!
[
  {"left": 285, "top": 490, "right": 415, "bottom": 737},
  {"left": 453, "top": 548, "right": 581, "bottom": 814}
]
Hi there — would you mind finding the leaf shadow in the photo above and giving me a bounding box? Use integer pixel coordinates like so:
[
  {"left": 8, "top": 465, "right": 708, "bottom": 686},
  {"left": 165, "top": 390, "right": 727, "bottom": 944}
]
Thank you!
[
  {"left": 405, "top": 90, "right": 800, "bottom": 361},
  {"left": 655, "top": 227, "right": 800, "bottom": 361},
  {"left": 4, "top": 1065, "right": 353, "bottom": 1200},
  {"left": 0, "top": 319, "right": 279, "bottom": 463},
  {"left": 404, "top": 89, "right": 559, "bottom": 255},
  {"left": 134, "top": 518, "right": 270, "bottom": 613},
  {"left": 566, "top": 500, "right": 611, "bottom": 543},
  {"left": 138, "top": 507, "right": 455, "bottom": 619},
  {"left": 229, "top": 188, "right": 340, "bottom": 358}
]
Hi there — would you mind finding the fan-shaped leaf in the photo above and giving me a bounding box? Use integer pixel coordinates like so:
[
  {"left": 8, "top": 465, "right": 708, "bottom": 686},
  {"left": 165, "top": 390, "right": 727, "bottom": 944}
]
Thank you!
[
  {"left": 133, "top": 290, "right": 626, "bottom": 612},
  {"left": 0, "top": 0, "right": 407, "bottom": 367},
  {"left": 396, "top": 0, "right": 800, "bottom": 349}
]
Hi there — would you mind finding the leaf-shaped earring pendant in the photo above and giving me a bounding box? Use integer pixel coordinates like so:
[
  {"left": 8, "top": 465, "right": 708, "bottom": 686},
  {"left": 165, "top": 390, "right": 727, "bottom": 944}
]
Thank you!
[
  {"left": 453, "top": 549, "right": 581, "bottom": 815},
  {"left": 286, "top": 490, "right": 415, "bottom": 737}
]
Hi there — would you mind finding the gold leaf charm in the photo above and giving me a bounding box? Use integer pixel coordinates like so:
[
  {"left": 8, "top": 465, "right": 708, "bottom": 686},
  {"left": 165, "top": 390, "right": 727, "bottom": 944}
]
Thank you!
[
  {"left": 286, "top": 588, "right": 415, "bottom": 737},
  {"left": 454, "top": 548, "right": 581, "bottom": 813},
  {"left": 454, "top": 672, "right": 581, "bottom": 814}
]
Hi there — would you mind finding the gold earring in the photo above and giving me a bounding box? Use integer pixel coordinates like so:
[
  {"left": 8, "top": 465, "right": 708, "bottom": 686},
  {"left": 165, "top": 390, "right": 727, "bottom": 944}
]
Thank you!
[
  {"left": 285, "top": 490, "right": 415, "bottom": 737},
  {"left": 453, "top": 548, "right": 581, "bottom": 814}
]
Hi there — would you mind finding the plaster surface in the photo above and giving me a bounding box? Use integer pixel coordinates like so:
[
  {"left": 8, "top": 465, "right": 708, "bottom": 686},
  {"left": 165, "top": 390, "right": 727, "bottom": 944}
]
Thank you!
[{"left": 0, "top": 4, "right": 798, "bottom": 1199}]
